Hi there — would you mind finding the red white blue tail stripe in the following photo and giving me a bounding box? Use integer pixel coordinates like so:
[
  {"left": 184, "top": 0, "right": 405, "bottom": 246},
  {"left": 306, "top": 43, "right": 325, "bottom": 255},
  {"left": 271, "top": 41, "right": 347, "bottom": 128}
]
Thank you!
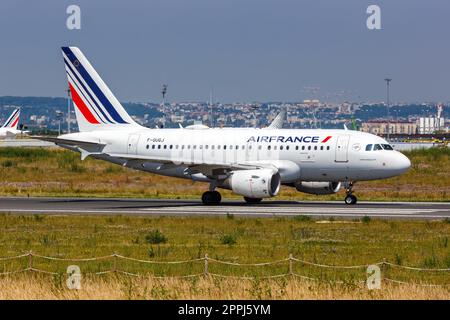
[
  {"left": 61, "top": 47, "right": 137, "bottom": 129},
  {"left": 2, "top": 108, "right": 20, "bottom": 129}
]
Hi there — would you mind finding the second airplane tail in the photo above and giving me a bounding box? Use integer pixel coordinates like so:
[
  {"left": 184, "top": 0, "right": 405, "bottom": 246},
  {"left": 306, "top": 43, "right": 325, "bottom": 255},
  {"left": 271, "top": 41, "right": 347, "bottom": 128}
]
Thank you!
[
  {"left": 1, "top": 108, "right": 20, "bottom": 129},
  {"left": 62, "top": 46, "right": 140, "bottom": 132}
]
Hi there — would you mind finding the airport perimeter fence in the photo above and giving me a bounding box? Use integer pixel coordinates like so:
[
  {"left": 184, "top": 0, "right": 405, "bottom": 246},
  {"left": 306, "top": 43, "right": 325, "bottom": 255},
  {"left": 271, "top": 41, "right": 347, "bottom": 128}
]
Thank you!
[{"left": 0, "top": 252, "right": 449, "bottom": 287}]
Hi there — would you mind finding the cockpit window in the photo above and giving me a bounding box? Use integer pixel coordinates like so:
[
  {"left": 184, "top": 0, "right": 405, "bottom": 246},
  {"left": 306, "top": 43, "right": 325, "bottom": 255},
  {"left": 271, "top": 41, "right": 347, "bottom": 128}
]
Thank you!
[
  {"left": 382, "top": 144, "right": 394, "bottom": 150},
  {"left": 373, "top": 144, "right": 383, "bottom": 151},
  {"left": 365, "top": 144, "right": 373, "bottom": 151}
]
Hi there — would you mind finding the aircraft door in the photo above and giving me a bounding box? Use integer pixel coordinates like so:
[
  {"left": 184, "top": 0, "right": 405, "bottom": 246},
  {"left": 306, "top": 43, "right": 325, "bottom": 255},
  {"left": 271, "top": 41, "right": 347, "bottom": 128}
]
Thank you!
[
  {"left": 127, "top": 134, "right": 140, "bottom": 155},
  {"left": 335, "top": 135, "right": 350, "bottom": 162}
]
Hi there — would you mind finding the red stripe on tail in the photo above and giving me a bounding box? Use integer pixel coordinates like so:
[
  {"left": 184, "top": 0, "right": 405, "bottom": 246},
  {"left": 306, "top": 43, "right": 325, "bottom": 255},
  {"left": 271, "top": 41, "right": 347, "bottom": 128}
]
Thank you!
[
  {"left": 69, "top": 83, "right": 99, "bottom": 124},
  {"left": 10, "top": 116, "right": 19, "bottom": 128}
]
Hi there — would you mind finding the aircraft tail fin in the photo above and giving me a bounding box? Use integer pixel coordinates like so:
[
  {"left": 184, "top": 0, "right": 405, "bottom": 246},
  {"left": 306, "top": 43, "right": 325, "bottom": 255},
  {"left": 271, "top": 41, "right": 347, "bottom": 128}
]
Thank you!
[
  {"left": 61, "top": 47, "right": 140, "bottom": 132},
  {"left": 1, "top": 108, "right": 20, "bottom": 129}
]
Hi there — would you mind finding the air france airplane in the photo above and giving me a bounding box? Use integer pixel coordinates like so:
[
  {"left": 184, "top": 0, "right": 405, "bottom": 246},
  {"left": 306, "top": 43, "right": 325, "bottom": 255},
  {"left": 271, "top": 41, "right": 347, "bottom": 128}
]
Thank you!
[
  {"left": 35, "top": 47, "right": 411, "bottom": 205},
  {"left": 0, "top": 108, "right": 23, "bottom": 139}
]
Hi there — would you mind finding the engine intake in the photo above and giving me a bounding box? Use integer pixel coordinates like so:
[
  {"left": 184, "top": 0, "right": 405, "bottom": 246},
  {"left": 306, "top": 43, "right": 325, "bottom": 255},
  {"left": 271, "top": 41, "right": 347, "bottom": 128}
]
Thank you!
[
  {"left": 295, "top": 181, "right": 341, "bottom": 195},
  {"left": 229, "top": 169, "right": 281, "bottom": 198}
]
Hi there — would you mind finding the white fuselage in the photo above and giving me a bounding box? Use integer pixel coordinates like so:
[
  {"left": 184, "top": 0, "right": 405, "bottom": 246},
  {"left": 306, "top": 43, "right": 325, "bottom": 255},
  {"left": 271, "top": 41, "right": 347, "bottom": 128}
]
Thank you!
[{"left": 58, "top": 127, "right": 411, "bottom": 184}]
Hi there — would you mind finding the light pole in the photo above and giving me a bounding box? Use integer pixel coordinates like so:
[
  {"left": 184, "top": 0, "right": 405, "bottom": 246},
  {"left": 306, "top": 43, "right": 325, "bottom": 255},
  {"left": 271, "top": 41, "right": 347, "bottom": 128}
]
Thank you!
[
  {"left": 384, "top": 78, "right": 392, "bottom": 141},
  {"left": 251, "top": 105, "right": 259, "bottom": 128},
  {"left": 161, "top": 84, "right": 168, "bottom": 128},
  {"left": 56, "top": 111, "right": 63, "bottom": 135},
  {"left": 209, "top": 87, "right": 214, "bottom": 128},
  {"left": 67, "top": 87, "right": 71, "bottom": 133}
]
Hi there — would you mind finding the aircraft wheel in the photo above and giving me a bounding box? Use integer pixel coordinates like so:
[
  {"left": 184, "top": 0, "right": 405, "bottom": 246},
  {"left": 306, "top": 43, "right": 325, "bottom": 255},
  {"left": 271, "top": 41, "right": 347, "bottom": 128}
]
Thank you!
[
  {"left": 202, "top": 191, "right": 221, "bottom": 205},
  {"left": 244, "top": 197, "right": 262, "bottom": 204},
  {"left": 344, "top": 194, "right": 357, "bottom": 205}
]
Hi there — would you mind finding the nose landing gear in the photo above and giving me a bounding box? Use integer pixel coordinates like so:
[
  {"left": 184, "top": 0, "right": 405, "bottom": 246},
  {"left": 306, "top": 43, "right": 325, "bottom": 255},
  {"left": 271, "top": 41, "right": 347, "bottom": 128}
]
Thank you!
[{"left": 344, "top": 181, "right": 357, "bottom": 205}]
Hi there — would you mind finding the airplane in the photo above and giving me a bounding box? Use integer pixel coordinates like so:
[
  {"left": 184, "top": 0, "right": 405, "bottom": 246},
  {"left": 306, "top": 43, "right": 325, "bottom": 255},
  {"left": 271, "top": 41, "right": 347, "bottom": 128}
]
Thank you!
[
  {"left": 34, "top": 47, "right": 411, "bottom": 205},
  {"left": 0, "top": 108, "right": 25, "bottom": 139}
]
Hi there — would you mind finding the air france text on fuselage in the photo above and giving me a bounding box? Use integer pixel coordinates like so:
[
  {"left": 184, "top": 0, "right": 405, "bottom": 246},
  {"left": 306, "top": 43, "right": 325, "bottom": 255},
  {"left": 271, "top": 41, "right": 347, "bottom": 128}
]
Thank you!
[{"left": 247, "top": 136, "right": 330, "bottom": 143}]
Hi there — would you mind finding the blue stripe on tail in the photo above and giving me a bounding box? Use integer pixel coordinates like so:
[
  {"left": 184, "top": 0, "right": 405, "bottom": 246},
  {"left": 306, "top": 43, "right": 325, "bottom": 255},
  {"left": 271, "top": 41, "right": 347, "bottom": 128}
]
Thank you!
[{"left": 62, "top": 47, "right": 128, "bottom": 124}]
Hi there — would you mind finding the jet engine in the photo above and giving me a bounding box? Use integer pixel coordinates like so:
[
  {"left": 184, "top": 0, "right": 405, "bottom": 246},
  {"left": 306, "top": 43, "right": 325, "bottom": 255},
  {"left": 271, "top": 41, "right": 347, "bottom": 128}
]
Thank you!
[
  {"left": 228, "top": 169, "right": 281, "bottom": 198},
  {"left": 294, "top": 181, "right": 341, "bottom": 195}
]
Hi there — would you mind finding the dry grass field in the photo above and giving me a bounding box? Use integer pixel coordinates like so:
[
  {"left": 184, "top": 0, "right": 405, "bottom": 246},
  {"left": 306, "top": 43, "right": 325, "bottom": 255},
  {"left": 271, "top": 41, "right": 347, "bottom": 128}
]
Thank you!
[
  {"left": 0, "top": 276, "right": 448, "bottom": 300},
  {"left": 0, "top": 214, "right": 448, "bottom": 299},
  {"left": 0, "top": 146, "right": 448, "bottom": 201}
]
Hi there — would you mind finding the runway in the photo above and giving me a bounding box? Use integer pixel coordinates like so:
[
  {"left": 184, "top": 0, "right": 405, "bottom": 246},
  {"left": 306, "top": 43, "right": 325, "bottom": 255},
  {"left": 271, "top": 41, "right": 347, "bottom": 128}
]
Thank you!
[{"left": 0, "top": 197, "right": 449, "bottom": 220}]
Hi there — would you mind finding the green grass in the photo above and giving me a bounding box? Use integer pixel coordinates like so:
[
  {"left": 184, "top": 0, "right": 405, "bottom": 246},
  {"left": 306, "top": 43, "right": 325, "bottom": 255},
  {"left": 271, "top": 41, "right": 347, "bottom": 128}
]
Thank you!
[
  {"left": 0, "top": 146, "right": 448, "bottom": 201},
  {"left": 0, "top": 214, "right": 448, "bottom": 285}
]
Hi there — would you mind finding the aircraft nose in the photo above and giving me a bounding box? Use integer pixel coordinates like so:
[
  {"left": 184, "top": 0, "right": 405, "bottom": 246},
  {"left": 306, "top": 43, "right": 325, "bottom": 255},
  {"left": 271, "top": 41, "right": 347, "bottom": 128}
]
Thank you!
[{"left": 394, "top": 152, "right": 411, "bottom": 173}]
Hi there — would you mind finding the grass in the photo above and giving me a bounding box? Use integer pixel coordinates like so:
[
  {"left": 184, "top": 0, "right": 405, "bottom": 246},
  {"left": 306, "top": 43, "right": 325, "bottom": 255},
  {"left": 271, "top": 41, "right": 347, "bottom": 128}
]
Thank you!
[
  {"left": 0, "top": 276, "right": 448, "bottom": 300},
  {"left": 0, "top": 215, "right": 448, "bottom": 287},
  {"left": 0, "top": 146, "right": 448, "bottom": 201}
]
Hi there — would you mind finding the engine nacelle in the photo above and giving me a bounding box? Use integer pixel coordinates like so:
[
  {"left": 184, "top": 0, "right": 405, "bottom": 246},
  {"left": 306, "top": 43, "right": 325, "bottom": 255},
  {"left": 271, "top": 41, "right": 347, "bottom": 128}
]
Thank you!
[
  {"left": 295, "top": 181, "right": 341, "bottom": 195},
  {"left": 229, "top": 169, "right": 281, "bottom": 198}
]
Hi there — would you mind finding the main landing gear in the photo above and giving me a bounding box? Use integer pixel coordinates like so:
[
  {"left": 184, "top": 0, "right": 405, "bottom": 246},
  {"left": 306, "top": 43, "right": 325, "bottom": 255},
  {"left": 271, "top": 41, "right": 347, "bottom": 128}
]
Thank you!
[
  {"left": 201, "top": 191, "right": 222, "bottom": 205},
  {"left": 344, "top": 181, "right": 357, "bottom": 205}
]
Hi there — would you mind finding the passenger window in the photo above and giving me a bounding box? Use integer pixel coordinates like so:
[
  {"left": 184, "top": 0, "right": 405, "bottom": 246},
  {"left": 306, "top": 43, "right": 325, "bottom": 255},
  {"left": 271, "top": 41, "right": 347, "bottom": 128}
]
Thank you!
[
  {"left": 274, "top": 146, "right": 277, "bottom": 150},
  {"left": 258, "top": 145, "right": 262, "bottom": 150},
  {"left": 158, "top": 145, "right": 161, "bottom": 149},
  {"left": 146, "top": 145, "right": 149, "bottom": 149},
  {"left": 302, "top": 146, "right": 305, "bottom": 150},
  {"left": 286, "top": 146, "right": 289, "bottom": 150},
  {"left": 327, "top": 146, "right": 330, "bottom": 150},
  {"left": 308, "top": 146, "right": 311, "bottom": 150},
  {"left": 314, "top": 146, "right": 317, "bottom": 150},
  {"left": 295, "top": 146, "right": 299, "bottom": 150},
  {"left": 268, "top": 146, "right": 271, "bottom": 150},
  {"left": 224, "top": 145, "right": 227, "bottom": 150},
  {"left": 163, "top": 145, "right": 167, "bottom": 149},
  {"left": 152, "top": 145, "right": 155, "bottom": 149},
  {"left": 169, "top": 145, "right": 173, "bottom": 149},
  {"left": 320, "top": 146, "right": 324, "bottom": 150},
  {"left": 365, "top": 144, "right": 373, "bottom": 151},
  {"left": 280, "top": 146, "right": 284, "bottom": 150}
]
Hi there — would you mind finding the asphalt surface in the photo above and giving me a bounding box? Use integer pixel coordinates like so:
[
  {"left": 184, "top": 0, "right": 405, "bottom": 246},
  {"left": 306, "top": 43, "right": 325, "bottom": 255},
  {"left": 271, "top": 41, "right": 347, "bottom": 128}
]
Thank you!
[{"left": 0, "top": 197, "right": 449, "bottom": 220}]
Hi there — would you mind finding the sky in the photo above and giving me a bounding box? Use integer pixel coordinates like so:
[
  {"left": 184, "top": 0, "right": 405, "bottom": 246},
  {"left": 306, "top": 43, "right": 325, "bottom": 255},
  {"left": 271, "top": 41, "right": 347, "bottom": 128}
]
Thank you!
[{"left": 0, "top": 0, "right": 449, "bottom": 103}]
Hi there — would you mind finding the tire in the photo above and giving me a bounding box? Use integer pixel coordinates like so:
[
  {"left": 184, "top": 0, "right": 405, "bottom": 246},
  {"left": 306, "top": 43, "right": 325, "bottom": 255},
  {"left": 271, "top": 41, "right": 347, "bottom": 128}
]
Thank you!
[
  {"left": 212, "top": 191, "right": 222, "bottom": 204},
  {"left": 202, "top": 191, "right": 221, "bottom": 205},
  {"left": 344, "top": 195, "right": 357, "bottom": 205},
  {"left": 244, "top": 197, "right": 262, "bottom": 204}
]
